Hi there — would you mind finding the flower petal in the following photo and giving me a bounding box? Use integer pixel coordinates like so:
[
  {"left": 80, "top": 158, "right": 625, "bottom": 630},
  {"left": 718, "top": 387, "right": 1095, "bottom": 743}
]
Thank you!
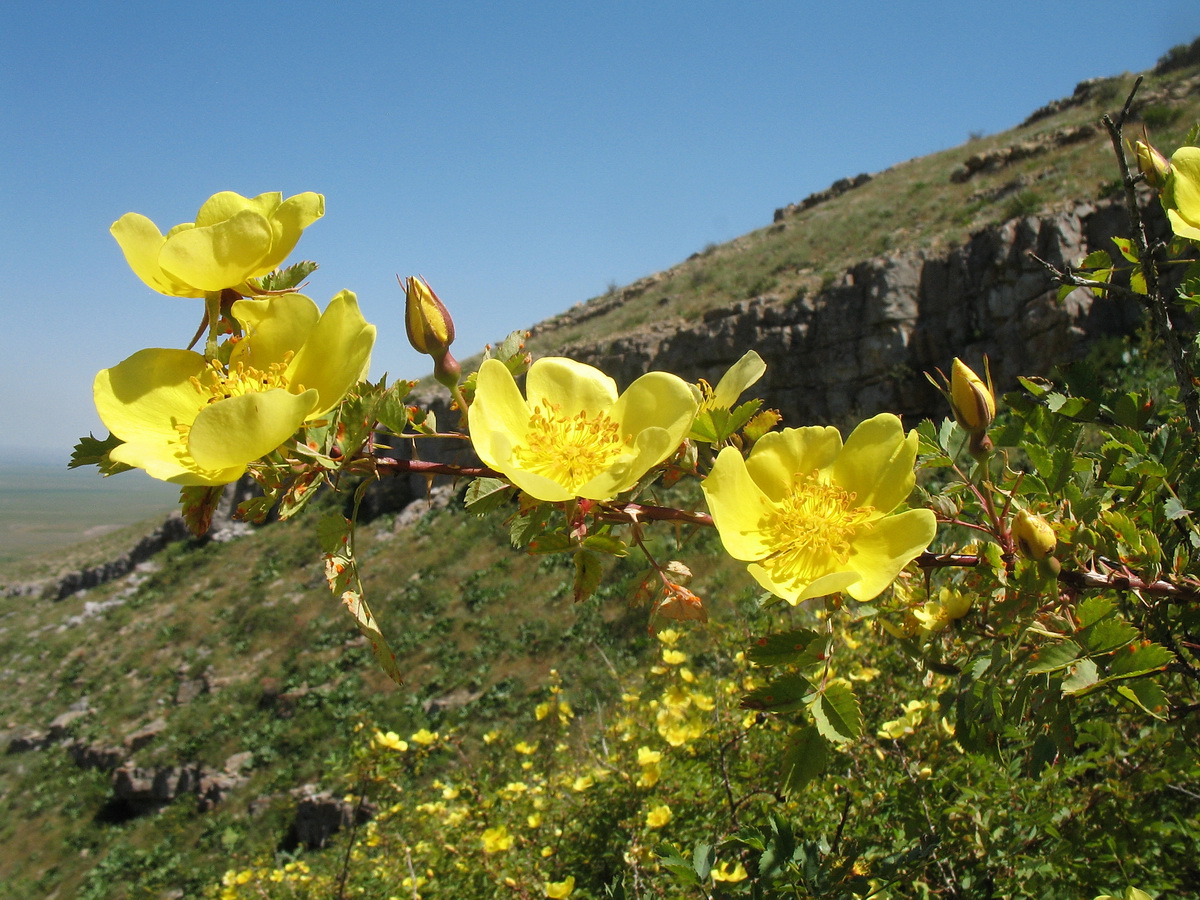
[
  {"left": 844, "top": 509, "right": 937, "bottom": 601},
  {"left": 159, "top": 208, "right": 273, "bottom": 291},
  {"left": 193, "top": 191, "right": 278, "bottom": 227},
  {"left": 188, "top": 388, "right": 318, "bottom": 471},
  {"left": 109, "top": 439, "right": 244, "bottom": 486},
  {"left": 285, "top": 290, "right": 376, "bottom": 417},
  {"left": 231, "top": 293, "right": 321, "bottom": 371},
  {"left": 94, "top": 348, "right": 207, "bottom": 443},
  {"left": 746, "top": 564, "right": 858, "bottom": 605},
  {"left": 256, "top": 192, "right": 325, "bottom": 274},
  {"left": 110, "top": 213, "right": 199, "bottom": 297},
  {"left": 469, "top": 359, "right": 534, "bottom": 473},
  {"left": 702, "top": 446, "right": 776, "bottom": 561},
  {"left": 832, "top": 413, "right": 917, "bottom": 514},
  {"left": 525, "top": 357, "right": 618, "bottom": 416},
  {"left": 712, "top": 350, "right": 766, "bottom": 408},
  {"left": 745, "top": 427, "right": 842, "bottom": 502},
  {"left": 609, "top": 371, "right": 698, "bottom": 448}
]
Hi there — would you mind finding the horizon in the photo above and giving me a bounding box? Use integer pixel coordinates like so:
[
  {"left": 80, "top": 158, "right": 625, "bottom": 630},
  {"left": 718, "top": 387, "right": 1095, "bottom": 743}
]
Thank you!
[{"left": 2, "top": 3, "right": 1198, "bottom": 461}]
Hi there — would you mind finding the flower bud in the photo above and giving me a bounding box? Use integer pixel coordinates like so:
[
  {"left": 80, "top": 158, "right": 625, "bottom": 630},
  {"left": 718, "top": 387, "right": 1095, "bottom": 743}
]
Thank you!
[
  {"left": 950, "top": 358, "right": 995, "bottom": 435},
  {"left": 1132, "top": 138, "right": 1170, "bottom": 191},
  {"left": 402, "top": 275, "right": 456, "bottom": 358},
  {"left": 1013, "top": 509, "right": 1056, "bottom": 560}
]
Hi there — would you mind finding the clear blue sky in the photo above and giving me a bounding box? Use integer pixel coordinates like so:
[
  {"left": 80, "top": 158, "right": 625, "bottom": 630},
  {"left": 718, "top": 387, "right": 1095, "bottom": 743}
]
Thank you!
[{"left": 2, "top": 1, "right": 1197, "bottom": 462}]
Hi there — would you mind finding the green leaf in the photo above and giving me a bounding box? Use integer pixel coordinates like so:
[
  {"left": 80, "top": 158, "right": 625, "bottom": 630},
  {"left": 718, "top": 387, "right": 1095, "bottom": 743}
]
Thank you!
[
  {"left": 808, "top": 682, "right": 863, "bottom": 743},
  {"left": 780, "top": 724, "right": 830, "bottom": 793},
  {"left": 1080, "top": 249, "right": 1113, "bottom": 269},
  {"left": 1116, "top": 679, "right": 1169, "bottom": 719},
  {"left": 529, "top": 532, "right": 573, "bottom": 554},
  {"left": 1061, "top": 658, "right": 1099, "bottom": 695},
  {"left": 1075, "top": 596, "right": 1114, "bottom": 627},
  {"left": 656, "top": 845, "right": 701, "bottom": 886},
  {"left": 1079, "top": 618, "right": 1139, "bottom": 655},
  {"left": 573, "top": 548, "right": 604, "bottom": 603},
  {"left": 582, "top": 534, "right": 629, "bottom": 557},
  {"left": 745, "top": 628, "right": 824, "bottom": 667},
  {"left": 374, "top": 381, "right": 415, "bottom": 435},
  {"left": 69, "top": 432, "right": 133, "bottom": 476},
  {"left": 1164, "top": 496, "right": 1193, "bottom": 521},
  {"left": 254, "top": 259, "right": 318, "bottom": 291},
  {"left": 316, "top": 512, "right": 351, "bottom": 554},
  {"left": 1109, "top": 642, "right": 1174, "bottom": 678},
  {"left": 1028, "top": 640, "right": 1082, "bottom": 674},
  {"left": 464, "top": 477, "right": 513, "bottom": 515},
  {"left": 740, "top": 673, "right": 811, "bottom": 713},
  {"left": 691, "top": 842, "right": 713, "bottom": 882},
  {"left": 1111, "top": 236, "right": 1139, "bottom": 263}
]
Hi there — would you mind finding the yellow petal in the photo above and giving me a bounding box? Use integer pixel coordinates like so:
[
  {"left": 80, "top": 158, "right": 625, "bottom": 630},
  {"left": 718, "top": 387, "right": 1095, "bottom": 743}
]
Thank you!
[
  {"left": 188, "top": 388, "right": 318, "bottom": 470},
  {"left": 109, "top": 213, "right": 200, "bottom": 297},
  {"left": 702, "top": 447, "right": 776, "bottom": 561},
  {"left": 193, "top": 190, "right": 277, "bottom": 227},
  {"left": 526, "top": 357, "right": 619, "bottom": 416},
  {"left": 257, "top": 192, "right": 325, "bottom": 273},
  {"left": 159, "top": 208, "right": 273, "bottom": 291},
  {"left": 832, "top": 414, "right": 917, "bottom": 514},
  {"left": 231, "top": 294, "right": 321, "bottom": 370},
  {"left": 285, "top": 290, "right": 375, "bottom": 416},
  {"left": 844, "top": 508, "right": 937, "bottom": 601},
  {"left": 93, "top": 348, "right": 208, "bottom": 443},
  {"left": 745, "top": 427, "right": 842, "bottom": 502},
  {"left": 469, "top": 359, "right": 534, "bottom": 472}
]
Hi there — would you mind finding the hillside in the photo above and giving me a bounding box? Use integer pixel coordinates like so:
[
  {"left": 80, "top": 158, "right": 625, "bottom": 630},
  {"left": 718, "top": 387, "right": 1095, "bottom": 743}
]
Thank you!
[{"left": 2, "top": 45, "right": 1199, "bottom": 899}]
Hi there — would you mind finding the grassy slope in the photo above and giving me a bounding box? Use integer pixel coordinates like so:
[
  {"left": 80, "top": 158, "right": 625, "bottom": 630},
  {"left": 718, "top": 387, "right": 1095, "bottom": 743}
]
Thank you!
[{"left": 1, "top": 55, "right": 1198, "bottom": 898}]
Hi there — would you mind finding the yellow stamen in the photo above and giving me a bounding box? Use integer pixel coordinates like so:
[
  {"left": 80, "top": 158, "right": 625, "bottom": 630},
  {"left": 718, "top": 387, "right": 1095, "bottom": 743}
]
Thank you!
[
  {"left": 759, "top": 472, "right": 875, "bottom": 586},
  {"left": 513, "top": 403, "right": 626, "bottom": 492}
]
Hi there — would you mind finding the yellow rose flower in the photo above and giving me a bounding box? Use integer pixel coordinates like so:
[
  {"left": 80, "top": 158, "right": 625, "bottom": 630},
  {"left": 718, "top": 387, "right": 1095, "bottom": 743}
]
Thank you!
[
  {"left": 545, "top": 875, "right": 575, "bottom": 898},
  {"left": 1165, "top": 146, "right": 1200, "bottom": 241},
  {"left": 481, "top": 825, "right": 513, "bottom": 853},
  {"left": 373, "top": 730, "right": 408, "bottom": 752},
  {"left": 711, "top": 860, "right": 749, "bottom": 883},
  {"left": 645, "top": 804, "right": 672, "bottom": 828},
  {"left": 410, "top": 728, "right": 439, "bottom": 745},
  {"left": 93, "top": 290, "right": 374, "bottom": 485},
  {"left": 468, "top": 357, "right": 698, "bottom": 502},
  {"left": 701, "top": 413, "right": 936, "bottom": 604},
  {"left": 111, "top": 190, "right": 325, "bottom": 297}
]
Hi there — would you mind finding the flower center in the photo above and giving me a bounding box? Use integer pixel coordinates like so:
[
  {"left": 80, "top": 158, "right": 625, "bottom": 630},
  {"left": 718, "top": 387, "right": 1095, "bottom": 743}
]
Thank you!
[
  {"left": 513, "top": 402, "right": 626, "bottom": 492},
  {"left": 758, "top": 473, "right": 875, "bottom": 586},
  {"left": 189, "top": 356, "right": 296, "bottom": 405}
]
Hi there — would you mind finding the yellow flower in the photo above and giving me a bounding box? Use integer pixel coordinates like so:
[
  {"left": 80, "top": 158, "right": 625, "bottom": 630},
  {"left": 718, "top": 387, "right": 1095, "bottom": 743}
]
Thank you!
[
  {"left": 545, "top": 875, "right": 575, "bottom": 898},
  {"left": 468, "top": 357, "right": 698, "bottom": 502},
  {"left": 656, "top": 628, "right": 681, "bottom": 647},
  {"left": 711, "top": 860, "right": 749, "bottom": 883},
  {"left": 481, "top": 825, "right": 513, "bottom": 853},
  {"left": 571, "top": 775, "right": 594, "bottom": 792},
  {"left": 1165, "top": 146, "right": 1200, "bottom": 241},
  {"left": 701, "top": 413, "right": 936, "bottom": 604},
  {"left": 949, "top": 358, "right": 995, "bottom": 434},
  {"left": 1013, "top": 509, "right": 1057, "bottom": 560},
  {"left": 410, "top": 728, "right": 439, "bottom": 745},
  {"left": 514, "top": 740, "right": 538, "bottom": 755},
  {"left": 661, "top": 648, "right": 687, "bottom": 665},
  {"left": 93, "top": 291, "right": 374, "bottom": 485},
  {"left": 636, "top": 746, "right": 663, "bottom": 766},
  {"left": 645, "top": 804, "right": 672, "bottom": 828},
  {"left": 373, "top": 730, "right": 408, "bottom": 752},
  {"left": 111, "top": 190, "right": 324, "bottom": 297}
]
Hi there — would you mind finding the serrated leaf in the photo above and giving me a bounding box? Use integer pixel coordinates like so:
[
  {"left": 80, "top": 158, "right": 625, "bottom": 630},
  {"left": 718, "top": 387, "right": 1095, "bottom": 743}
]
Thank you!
[
  {"left": 1075, "top": 595, "right": 1115, "bottom": 627},
  {"left": 1080, "top": 618, "right": 1139, "bottom": 655},
  {"left": 780, "top": 724, "right": 829, "bottom": 793},
  {"left": 1111, "top": 236, "right": 1139, "bottom": 263},
  {"left": 340, "top": 588, "right": 404, "bottom": 685},
  {"left": 745, "top": 628, "right": 823, "bottom": 667},
  {"left": 573, "top": 548, "right": 604, "bottom": 603},
  {"left": 316, "top": 512, "right": 351, "bottom": 554},
  {"left": 758, "top": 815, "right": 796, "bottom": 881},
  {"left": 808, "top": 682, "right": 863, "bottom": 743},
  {"left": 740, "top": 673, "right": 811, "bottom": 713},
  {"left": 254, "top": 259, "right": 318, "bottom": 291},
  {"left": 582, "top": 534, "right": 629, "bottom": 556},
  {"left": 656, "top": 846, "right": 701, "bottom": 886},
  {"left": 1028, "top": 640, "right": 1082, "bottom": 674},
  {"left": 464, "top": 477, "right": 513, "bottom": 515},
  {"left": 1109, "top": 642, "right": 1174, "bottom": 678},
  {"left": 69, "top": 432, "right": 134, "bottom": 476},
  {"left": 1080, "top": 249, "right": 1113, "bottom": 269},
  {"left": 1164, "top": 496, "right": 1193, "bottom": 521},
  {"left": 529, "top": 532, "right": 573, "bottom": 554},
  {"left": 1116, "top": 679, "right": 1169, "bottom": 719},
  {"left": 374, "top": 382, "right": 415, "bottom": 435},
  {"left": 1061, "top": 657, "right": 1099, "bottom": 695},
  {"left": 691, "top": 842, "right": 713, "bottom": 882}
]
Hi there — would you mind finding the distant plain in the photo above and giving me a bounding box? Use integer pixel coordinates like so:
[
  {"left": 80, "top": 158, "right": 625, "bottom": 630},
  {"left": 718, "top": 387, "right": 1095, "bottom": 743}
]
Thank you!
[{"left": 0, "top": 459, "right": 177, "bottom": 564}]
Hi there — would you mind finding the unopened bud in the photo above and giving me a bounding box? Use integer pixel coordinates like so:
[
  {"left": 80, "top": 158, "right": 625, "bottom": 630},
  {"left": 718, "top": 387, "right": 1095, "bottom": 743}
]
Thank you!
[
  {"left": 1013, "top": 509, "right": 1056, "bottom": 560},
  {"left": 1133, "top": 138, "right": 1170, "bottom": 191},
  {"left": 402, "top": 275, "right": 455, "bottom": 358},
  {"left": 950, "top": 358, "right": 995, "bottom": 435}
]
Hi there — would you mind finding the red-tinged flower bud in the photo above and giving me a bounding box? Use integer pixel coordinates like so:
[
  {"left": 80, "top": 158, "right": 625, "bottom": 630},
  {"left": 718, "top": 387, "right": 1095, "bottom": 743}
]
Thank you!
[
  {"left": 1013, "top": 509, "right": 1056, "bottom": 560},
  {"left": 950, "top": 358, "right": 995, "bottom": 436},
  {"left": 402, "top": 275, "right": 455, "bottom": 358},
  {"left": 1133, "top": 138, "right": 1170, "bottom": 191}
]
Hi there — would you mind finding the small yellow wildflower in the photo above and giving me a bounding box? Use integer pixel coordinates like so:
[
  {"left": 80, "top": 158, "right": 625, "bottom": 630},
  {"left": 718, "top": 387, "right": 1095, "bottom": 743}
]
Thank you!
[
  {"left": 410, "top": 728, "right": 438, "bottom": 745},
  {"left": 711, "top": 860, "right": 750, "bottom": 882},
  {"left": 374, "top": 730, "right": 408, "bottom": 752},
  {"left": 662, "top": 648, "right": 688, "bottom": 665},
  {"left": 571, "top": 775, "right": 594, "bottom": 792},
  {"left": 481, "top": 825, "right": 513, "bottom": 853},
  {"left": 646, "top": 804, "right": 673, "bottom": 828},
  {"left": 545, "top": 875, "right": 576, "bottom": 898},
  {"left": 656, "top": 628, "right": 681, "bottom": 647},
  {"left": 514, "top": 740, "right": 538, "bottom": 755}
]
